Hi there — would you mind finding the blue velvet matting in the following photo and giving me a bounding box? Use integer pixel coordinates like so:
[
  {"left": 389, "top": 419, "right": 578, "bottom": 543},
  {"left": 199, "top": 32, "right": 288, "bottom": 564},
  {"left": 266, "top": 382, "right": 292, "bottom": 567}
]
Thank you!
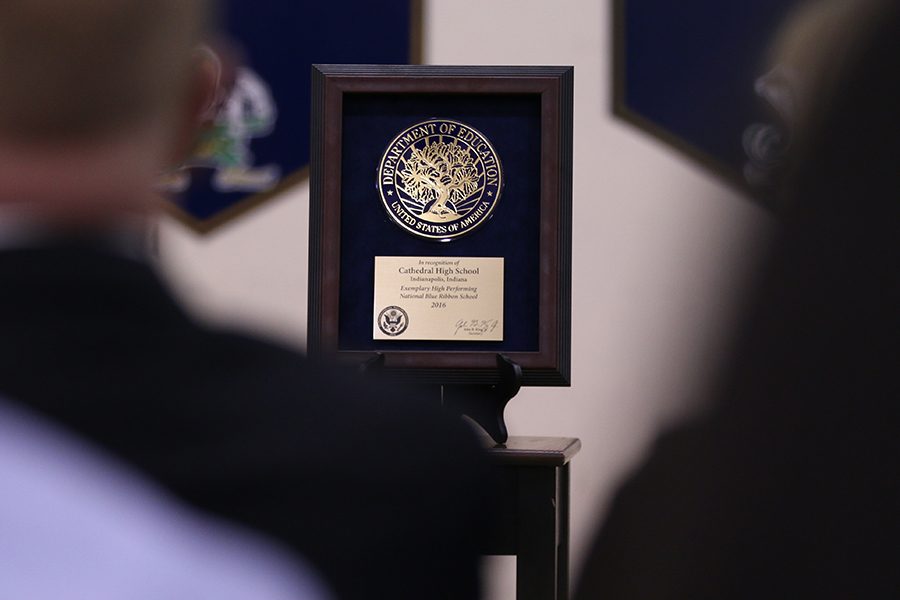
[{"left": 338, "top": 93, "right": 543, "bottom": 353}]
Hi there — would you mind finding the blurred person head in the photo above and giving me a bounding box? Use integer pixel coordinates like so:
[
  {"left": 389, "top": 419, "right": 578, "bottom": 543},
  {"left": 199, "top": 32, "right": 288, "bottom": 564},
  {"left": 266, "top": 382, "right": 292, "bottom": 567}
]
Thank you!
[
  {"left": 738, "top": 0, "right": 899, "bottom": 451},
  {"left": 733, "top": 0, "right": 898, "bottom": 449},
  {"left": 766, "top": 0, "right": 885, "bottom": 120},
  {"left": 0, "top": 0, "right": 220, "bottom": 228}
]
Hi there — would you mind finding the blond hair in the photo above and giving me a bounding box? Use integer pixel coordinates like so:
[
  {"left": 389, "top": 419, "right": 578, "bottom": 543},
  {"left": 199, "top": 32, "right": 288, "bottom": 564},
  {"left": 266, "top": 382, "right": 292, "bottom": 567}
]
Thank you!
[
  {"left": 769, "top": 0, "right": 887, "bottom": 118},
  {"left": 0, "top": 0, "right": 211, "bottom": 141}
]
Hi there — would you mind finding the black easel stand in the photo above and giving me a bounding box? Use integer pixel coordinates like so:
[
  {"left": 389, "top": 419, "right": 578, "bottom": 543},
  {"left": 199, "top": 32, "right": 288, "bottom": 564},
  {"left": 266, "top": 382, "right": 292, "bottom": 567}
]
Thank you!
[
  {"left": 442, "top": 354, "right": 521, "bottom": 444},
  {"left": 359, "top": 353, "right": 522, "bottom": 445}
]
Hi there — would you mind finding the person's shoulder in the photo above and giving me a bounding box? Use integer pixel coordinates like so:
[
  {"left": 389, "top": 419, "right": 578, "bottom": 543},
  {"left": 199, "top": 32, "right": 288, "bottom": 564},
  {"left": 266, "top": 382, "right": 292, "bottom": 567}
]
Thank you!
[
  {"left": 179, "top": 321, "right": 489, "bottom": 469},
  {"left": 180, "top": 322, "right": 407, "bottom": 413},
  {"left": 175, "top": 324, "right": 330, "bottom": 397}
]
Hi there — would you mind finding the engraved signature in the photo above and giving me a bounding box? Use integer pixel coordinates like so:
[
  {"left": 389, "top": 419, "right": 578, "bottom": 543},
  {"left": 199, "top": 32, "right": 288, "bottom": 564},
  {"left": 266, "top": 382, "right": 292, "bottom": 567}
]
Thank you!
[{"left": 455, "top": 319, "right": 500, "bottom": 336}]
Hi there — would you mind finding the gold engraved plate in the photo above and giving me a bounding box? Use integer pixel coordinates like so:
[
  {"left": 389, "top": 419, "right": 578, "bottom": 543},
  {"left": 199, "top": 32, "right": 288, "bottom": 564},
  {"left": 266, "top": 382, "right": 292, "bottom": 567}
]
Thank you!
[
  {"left": 378, "top": 119, "right": 503, "bottom": 241},
  {"left": 374, "top": 257, "right": 504, "bottom": 341}
]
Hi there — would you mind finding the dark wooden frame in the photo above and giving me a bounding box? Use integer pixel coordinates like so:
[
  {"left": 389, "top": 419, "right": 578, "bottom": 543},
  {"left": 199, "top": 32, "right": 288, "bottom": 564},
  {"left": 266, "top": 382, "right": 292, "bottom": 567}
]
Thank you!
[{"left": 309, "top": 65, "right": 573, "bottom": 386}]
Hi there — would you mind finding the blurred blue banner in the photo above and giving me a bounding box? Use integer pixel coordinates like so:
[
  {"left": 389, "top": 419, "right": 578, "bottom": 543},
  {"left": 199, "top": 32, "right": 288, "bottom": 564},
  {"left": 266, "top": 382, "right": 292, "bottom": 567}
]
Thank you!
[
  {"left": 615, "top": 0, "right": 803, "bottom": 197},
  {"left": 166, "top": 0, "right": 418, "bottom": 231}
]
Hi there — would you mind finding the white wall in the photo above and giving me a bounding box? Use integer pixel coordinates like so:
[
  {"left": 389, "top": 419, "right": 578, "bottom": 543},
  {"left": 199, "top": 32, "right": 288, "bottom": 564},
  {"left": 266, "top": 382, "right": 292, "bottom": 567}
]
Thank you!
[{"left": 159, "top": 1, "right": 773, "bottom": 598}]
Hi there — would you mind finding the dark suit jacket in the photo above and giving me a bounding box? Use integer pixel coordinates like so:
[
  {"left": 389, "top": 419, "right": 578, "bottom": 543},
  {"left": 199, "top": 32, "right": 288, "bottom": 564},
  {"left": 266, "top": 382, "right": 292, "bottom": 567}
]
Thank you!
[{"left": 0, "top": 238, "right": 491, "bottom": 600}]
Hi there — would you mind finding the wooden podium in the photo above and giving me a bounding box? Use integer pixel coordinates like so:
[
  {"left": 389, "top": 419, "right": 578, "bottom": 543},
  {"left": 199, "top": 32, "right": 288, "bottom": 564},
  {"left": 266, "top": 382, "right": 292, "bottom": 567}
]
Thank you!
[{"left": 483, "top": 437, "right": 581, "bottom": 600}]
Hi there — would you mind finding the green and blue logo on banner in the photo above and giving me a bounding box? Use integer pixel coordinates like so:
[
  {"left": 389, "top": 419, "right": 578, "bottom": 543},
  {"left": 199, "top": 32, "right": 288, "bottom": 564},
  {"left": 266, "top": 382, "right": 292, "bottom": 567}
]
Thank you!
[{"left": 166, "top": 0, "right": 417, "bottom": 231}]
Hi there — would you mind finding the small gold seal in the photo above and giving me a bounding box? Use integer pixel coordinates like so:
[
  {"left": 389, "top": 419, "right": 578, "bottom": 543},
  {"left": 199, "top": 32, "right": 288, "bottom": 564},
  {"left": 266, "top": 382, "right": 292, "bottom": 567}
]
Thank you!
[{"left": 377, "top": 119, "right": 503, "bottom": 241}]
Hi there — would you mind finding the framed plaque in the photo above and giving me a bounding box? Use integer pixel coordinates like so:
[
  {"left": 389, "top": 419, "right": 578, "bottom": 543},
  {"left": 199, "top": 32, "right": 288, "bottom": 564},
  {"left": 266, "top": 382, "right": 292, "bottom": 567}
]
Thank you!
[{"left": 308, "top": 65, "right": 573, "bottom": 386}]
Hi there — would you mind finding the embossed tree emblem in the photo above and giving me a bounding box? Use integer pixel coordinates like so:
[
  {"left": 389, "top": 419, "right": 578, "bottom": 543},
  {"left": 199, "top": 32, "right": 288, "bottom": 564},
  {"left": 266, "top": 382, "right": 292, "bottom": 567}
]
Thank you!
[{"left": 398, "top": 140, "right": 480, "bottom": 222}]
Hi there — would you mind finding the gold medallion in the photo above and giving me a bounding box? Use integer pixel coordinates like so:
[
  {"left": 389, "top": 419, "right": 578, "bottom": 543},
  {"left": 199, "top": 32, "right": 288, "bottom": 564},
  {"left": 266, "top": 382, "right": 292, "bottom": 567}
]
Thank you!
[{"left": 377, "top": 119, "right": 503, "bottom": 241}]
